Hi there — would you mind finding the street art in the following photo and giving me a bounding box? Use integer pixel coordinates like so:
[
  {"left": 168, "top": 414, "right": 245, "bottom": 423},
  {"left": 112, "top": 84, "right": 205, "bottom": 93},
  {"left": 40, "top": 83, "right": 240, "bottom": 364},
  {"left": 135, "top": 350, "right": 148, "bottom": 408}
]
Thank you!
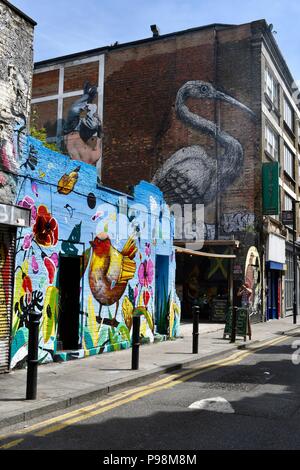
[
  {"left": 0, "top": 238, "right": 11, "bottom": 341},
  {"left": 0, "top": 58, "right": 30, "bottom": 204},
  {"left": 63, "top": 81, "right": 102, "bottom": 167},
  {"left": 152, "top": 81, "right": 255, "bottom": 207},
  {"left": 89, "top": 233, "right": 138, "bottom": 323},
  {"left": 244, "top": 246, "right": 262, "bottom": 316},
  {"left": 10, "top": 137, "right": 180, "bottom": 368},
  {"left": 221, "top": 212, "right": 256, "bottom": 234},
  {"left": 152, "top": 81, "right": 256, "bottom": 243}
]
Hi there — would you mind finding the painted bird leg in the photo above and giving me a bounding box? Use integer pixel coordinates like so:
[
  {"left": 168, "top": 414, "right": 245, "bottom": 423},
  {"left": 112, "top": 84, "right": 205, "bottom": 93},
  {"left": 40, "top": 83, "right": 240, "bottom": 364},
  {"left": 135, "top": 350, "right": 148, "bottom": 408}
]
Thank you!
[{"left": 111, "top": 300, "right": 119, "bottom": 328}]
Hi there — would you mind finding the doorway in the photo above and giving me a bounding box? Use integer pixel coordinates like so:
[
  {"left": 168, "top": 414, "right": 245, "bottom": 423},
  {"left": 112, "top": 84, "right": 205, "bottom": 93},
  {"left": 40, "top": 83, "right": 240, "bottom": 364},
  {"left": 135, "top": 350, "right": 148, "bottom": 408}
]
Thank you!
[
  {"left": 267, "top": 270, "right": 281, "bottom": 320},
  {"left": 155, "top": 255, "right": 169, "bottom": 334},
  {"left": 58, "top": 255, "right": 81, "bottom": 350}
]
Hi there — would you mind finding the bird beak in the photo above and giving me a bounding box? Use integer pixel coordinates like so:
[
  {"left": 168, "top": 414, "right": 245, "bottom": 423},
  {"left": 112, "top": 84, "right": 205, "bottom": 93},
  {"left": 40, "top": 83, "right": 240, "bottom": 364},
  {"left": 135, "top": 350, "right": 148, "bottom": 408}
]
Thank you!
[{"left": 216, "top": 91, "right": 256, "bottom": 118}]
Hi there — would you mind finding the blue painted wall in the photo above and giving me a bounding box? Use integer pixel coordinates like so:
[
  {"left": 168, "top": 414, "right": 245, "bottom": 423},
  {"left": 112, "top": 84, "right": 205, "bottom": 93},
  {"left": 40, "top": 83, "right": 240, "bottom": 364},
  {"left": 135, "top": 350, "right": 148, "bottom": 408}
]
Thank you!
[{"left": 10, "top": 137, "right": 180, "bottom": 368}]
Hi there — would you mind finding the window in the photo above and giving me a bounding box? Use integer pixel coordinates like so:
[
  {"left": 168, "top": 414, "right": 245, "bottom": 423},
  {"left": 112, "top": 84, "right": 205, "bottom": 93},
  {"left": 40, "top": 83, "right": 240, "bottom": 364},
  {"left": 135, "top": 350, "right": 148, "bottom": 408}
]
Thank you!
[
  {"left": 265, "top": 123, "right": 279, "bottom": 159},
  {"left": 265, "top": 66, "right": 279, "bottom": 107},
  {"left": 284, "top": 193, "right": 293, "bottom": 211},
  {"left": 283, "top": 97, "right": 294, "bottom": 131},
  {"left": 284, "top": 144, "right": 295, "bottom": 179},
  {"left": 285, "top": 251, "right": 293, "bottom": 311}
]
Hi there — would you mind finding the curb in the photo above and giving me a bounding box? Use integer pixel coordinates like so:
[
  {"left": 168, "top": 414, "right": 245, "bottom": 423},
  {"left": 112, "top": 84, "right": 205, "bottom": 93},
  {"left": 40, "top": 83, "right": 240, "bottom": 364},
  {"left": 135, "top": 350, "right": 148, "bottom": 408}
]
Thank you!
[{"left": 0, "top": 324, "right": 299, "bottom": 430}]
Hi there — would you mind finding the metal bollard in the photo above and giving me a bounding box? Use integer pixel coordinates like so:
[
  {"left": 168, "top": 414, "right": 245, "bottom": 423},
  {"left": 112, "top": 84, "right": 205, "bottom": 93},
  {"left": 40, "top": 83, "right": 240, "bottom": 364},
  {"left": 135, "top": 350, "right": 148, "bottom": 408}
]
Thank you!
[
  {"left": 192, "top": 305, "right": 200, "bottom": 354},
  {"left": 131, "top": 314, "right": 141, "bottom": 370},
  {"left": 230, "top": 307, "right": 237, "bottom": 343},
  {"left": 26, "top": 309, "right": 42, "bottom": 400}
]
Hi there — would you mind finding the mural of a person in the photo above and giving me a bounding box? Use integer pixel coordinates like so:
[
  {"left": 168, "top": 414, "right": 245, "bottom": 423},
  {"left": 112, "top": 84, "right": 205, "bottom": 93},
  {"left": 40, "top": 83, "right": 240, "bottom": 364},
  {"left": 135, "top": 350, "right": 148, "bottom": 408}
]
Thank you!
[
  {"left": 63, "top": 81, "right": 103, "bottom": 167},
  {"left": 244, "top": 246, "right": 261, "bottom": 315}
]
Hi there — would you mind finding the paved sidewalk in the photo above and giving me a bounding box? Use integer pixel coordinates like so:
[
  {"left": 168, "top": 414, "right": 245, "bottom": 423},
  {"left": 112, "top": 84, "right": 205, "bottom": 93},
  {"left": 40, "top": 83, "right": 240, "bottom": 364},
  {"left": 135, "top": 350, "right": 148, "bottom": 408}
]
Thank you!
[{"left": 0, "top": 318, "right": 299, "bottom": 429}]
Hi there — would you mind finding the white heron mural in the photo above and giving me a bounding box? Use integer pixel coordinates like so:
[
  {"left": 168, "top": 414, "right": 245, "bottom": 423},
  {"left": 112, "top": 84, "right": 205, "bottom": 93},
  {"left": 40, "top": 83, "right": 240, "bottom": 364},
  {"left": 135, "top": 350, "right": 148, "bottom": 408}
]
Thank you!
[{"left": 152, "top": 81, "right": 255, "bottom": 207}]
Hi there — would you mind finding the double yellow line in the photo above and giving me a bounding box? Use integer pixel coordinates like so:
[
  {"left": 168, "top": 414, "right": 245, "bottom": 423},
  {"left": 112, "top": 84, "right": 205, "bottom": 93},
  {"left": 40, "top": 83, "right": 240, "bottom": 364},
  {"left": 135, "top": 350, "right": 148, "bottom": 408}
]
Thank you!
[{"left": 0, "top": 333, "right": 294, "bottom": 449}]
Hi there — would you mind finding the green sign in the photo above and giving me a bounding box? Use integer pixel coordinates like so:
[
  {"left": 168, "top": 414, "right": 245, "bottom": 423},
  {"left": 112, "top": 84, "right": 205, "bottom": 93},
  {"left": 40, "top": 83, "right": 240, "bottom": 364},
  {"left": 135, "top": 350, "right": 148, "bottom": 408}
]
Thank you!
[
  {"left": 223, "top": 308, "right": 250, "bottom": 341},
  {"left": 262, "top": 162, "right": 279, "bottom": 215}
]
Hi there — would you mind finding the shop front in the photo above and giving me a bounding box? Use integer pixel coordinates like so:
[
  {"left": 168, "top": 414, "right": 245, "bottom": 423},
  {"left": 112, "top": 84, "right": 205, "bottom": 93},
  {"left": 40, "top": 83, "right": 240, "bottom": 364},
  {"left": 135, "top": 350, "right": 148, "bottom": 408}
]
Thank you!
[
  {"left": 0, "top": 203, "right": 30, "bottom": 373},
  {"left": 175, "top": 242, "right": 237, "bottom": 323},
  {"left": 265, "top": 233, "right": 285, "bottom": 320}
]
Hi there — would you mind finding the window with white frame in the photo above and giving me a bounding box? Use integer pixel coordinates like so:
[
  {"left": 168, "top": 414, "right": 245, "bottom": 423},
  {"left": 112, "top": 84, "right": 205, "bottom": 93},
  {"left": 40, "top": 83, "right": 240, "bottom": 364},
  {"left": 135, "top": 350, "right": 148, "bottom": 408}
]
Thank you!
[
  {"left": 284, "top": 192, "right": 293, "bottom": 211},
  {"left": 265, "top": 122, "right": 279, "bottom": 159},
  {"left": 264, "top": 66, "right": 279, "bottom": 107},
  {"left": 283, "top": 97, "right": 294, "bottom": 131},
  {"left": 284, "top": 144, "right": 295, "bottom": 179}
]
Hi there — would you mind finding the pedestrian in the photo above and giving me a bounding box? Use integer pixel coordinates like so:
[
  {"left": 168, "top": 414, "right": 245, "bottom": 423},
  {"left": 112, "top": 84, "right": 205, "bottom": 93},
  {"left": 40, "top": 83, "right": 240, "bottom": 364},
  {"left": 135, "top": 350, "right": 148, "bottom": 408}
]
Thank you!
[{"left": 237, "top": 281, "right": 252, "bottom": 307}]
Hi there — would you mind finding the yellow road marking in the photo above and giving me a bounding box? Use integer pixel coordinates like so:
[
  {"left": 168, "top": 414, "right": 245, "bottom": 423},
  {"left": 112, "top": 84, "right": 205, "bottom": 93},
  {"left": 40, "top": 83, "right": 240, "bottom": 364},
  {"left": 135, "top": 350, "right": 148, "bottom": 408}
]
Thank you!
[
  {"left": 0, "top": 349, "right": 246, "bottom": 443},
  {"left": 0, "top": 438, "right": 24, "bottom": 449},
  {"left": 0, "top": 332, "right": 296, "bottom": 448}
]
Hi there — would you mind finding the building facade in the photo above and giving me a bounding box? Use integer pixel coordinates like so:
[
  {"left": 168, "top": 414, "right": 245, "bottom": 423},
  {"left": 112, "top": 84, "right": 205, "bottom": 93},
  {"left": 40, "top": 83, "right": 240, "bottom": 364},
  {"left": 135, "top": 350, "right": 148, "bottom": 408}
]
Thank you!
[
  {"left": 11, "top": 136, "right": 179, "bottom": 370},
  {"left": 0, "top": 0, "right": 35, "bottom": 373},
  {"left": 0, "top": 1, "right": 179, "bottom": 374},
  {"left": 31, "top": 20, "right": 300, "bottom": 323}
]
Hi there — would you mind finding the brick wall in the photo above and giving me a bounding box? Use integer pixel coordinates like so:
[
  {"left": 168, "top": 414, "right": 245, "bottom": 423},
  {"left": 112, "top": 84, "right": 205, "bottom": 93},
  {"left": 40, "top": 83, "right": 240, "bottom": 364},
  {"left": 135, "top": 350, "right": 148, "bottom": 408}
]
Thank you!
[{"left": 102, "top": 22, "right": 262, "bottom": 245}]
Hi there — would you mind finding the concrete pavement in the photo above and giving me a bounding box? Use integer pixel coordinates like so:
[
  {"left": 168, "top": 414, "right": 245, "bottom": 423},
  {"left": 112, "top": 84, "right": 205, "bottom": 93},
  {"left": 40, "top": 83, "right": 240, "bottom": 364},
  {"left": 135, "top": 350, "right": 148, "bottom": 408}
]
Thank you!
[{"left": 0, "top": 317, "right": 299, "bottom": 429}]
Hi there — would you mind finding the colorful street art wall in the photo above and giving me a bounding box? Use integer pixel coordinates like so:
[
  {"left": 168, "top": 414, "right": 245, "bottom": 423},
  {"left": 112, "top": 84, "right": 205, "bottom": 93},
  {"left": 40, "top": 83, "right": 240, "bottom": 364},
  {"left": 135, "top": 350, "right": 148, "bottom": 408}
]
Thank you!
[{"left": 10, "top": 137, "right": 180, "bottom": 369}]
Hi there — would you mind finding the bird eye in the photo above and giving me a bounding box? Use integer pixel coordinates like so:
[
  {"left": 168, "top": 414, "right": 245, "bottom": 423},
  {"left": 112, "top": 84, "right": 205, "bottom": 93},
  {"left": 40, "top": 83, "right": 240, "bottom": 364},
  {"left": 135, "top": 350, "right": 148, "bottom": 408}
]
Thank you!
[{"left": 200, "top": 85, "right": 209, "bottom": 94}]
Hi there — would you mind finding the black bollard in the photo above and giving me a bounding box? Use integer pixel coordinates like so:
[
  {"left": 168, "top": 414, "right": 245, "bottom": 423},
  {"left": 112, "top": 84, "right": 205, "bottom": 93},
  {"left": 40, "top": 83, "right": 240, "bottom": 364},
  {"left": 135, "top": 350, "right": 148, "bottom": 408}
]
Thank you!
[
  {"left": 230, "top": 307, "right": 237, "bottom": 343},
  {"left": 131, "top": 315, "right": 141, "bottom": 370},
  {"left": 26, "top": 309, "right": 42, "bottom": 400},
  {"left": 192, "top": 305, "right": 200, "bottom": 354}
]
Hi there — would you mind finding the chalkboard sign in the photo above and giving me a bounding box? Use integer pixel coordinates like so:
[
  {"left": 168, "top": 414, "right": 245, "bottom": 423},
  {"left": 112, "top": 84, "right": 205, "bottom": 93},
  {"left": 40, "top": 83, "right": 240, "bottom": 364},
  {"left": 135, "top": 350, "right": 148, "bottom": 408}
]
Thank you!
[
  {"left": 210, "top": 298, "right": 227, "bottom": 322},
  {"left": 223, "top": 308, "right": 251, "bottom": 341}
]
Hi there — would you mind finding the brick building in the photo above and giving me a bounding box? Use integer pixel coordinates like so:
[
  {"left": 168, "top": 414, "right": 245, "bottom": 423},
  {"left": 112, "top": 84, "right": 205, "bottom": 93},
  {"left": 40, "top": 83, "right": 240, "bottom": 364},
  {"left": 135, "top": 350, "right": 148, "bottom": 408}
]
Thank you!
[{"left": 31, "top": 19, "right": 300, "bottom": 324}]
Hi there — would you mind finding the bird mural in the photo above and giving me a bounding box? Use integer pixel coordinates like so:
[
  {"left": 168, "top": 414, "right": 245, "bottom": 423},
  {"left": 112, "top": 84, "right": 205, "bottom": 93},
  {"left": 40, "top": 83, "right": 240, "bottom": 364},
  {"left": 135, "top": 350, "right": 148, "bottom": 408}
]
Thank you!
[
  {"left": 63, "top": 81, "right": 102, "bottom": 166},
  {"left": 89, "top": 232, "right": 137, "bottom": 327},
  {"left": 57, "top": 167, "right": 80, "bottom": 195},
  {"left": 152, "top": 81, "right": 255, "bottom": 206}
]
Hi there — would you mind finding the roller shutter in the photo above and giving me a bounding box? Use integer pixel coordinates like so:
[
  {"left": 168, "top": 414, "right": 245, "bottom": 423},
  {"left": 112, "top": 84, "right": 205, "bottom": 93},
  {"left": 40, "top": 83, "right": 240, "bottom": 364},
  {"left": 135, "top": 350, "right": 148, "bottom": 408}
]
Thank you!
[{"left": 0, "top": 226, "right": 16, "bottom": 373}]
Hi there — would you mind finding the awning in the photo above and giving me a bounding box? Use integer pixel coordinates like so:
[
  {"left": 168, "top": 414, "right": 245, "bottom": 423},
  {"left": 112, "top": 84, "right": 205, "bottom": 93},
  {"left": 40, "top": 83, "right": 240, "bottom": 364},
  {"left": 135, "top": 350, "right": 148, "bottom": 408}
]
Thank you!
[{"left": 175, "top": 246, "right": 236, "bottom": 259}]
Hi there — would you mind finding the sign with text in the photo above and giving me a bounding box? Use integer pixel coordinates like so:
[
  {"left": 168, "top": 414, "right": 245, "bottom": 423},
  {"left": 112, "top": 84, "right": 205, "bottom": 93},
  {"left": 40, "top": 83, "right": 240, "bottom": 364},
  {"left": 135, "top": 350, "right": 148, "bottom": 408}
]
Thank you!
[
  {"left": 282, "top": 210, "right": 293, "bottom": 226},
  {"left": 262, "top": 162, "right": 279, "bottom": 215},
  {"left": 0, "top": 204, "right": 31, "bottom": 227}
]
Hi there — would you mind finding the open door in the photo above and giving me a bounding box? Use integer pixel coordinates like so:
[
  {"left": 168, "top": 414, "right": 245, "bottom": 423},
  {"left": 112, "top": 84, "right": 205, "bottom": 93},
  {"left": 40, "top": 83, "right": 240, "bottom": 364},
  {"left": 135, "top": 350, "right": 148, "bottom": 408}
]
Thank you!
[
  {"left": 57, "top": 255, "right": 81, "bottom": 350},
  {"left": 155, "top": 255, "right": 169, "bottom": 334}
]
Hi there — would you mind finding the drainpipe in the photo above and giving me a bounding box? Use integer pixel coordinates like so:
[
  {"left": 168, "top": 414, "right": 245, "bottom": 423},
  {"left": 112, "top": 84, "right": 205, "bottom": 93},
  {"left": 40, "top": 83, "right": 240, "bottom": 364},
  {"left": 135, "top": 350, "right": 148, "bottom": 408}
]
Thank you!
[{"left": 213, "top": 26, "right": 220, "bottom": 240}]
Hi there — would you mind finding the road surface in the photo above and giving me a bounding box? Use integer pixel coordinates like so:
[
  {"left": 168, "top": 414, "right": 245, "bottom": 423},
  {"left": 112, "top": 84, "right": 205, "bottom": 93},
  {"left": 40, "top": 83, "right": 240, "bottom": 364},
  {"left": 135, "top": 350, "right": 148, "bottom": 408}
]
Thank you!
[{"left": 1, "top": 331, "right": 300, "bottom": 450}]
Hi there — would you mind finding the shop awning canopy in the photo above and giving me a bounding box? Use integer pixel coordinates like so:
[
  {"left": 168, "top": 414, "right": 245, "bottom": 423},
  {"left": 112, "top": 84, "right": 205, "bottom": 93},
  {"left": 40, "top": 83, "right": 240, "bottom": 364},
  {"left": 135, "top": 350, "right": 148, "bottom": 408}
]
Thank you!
[{"left": 175, "top": 246, "right": 236, "bottom": 259}]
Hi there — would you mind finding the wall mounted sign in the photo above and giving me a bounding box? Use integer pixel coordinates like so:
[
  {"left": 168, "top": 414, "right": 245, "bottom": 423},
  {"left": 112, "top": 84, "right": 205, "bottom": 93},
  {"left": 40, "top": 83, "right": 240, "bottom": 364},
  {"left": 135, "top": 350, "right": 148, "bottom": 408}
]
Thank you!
[
  {"left": 0, "top": 204, "right": 31, "bottom": 227},
  {"left": 262, "top": 162, "right": 279, "bottom": 215}
]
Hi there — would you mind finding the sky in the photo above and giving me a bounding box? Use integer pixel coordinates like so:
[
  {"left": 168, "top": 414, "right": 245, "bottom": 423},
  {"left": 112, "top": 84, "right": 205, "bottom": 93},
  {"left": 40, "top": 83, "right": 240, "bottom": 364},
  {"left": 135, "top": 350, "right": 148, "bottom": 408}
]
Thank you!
[{"left": 11, "top": 0, "right": 300, "bottom": 80}]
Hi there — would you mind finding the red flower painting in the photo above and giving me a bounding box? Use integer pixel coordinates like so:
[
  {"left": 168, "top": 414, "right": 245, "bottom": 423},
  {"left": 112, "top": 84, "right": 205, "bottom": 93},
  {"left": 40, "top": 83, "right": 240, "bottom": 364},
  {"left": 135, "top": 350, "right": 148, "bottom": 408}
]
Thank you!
[{"left": 33, "top": 205, "right": 58, "bottom": 247}]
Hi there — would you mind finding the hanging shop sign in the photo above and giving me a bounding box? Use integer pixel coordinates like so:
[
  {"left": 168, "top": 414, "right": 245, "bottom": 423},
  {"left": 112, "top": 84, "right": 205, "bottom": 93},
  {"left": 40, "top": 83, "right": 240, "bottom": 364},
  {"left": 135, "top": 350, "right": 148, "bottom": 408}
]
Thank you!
[
  {"left": 0, "top": 204, "right": 31, "bottom": 227},
  {"left": 262, "top": 162, "right": 279, "bottom": 215},
  {"left": 282, "top": 210, "right": 293, "bottom": 226}
]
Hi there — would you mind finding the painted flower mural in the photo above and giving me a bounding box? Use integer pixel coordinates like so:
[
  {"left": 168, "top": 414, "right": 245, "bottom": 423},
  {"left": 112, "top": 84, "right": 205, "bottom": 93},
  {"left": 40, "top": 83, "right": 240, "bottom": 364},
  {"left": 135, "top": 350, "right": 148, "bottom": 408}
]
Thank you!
[
  {"left": 33, "top": 205, "right": 58, "bottom": 247},
  {"left": 138, "top": 259, "right": 154, "bottom": 287}
]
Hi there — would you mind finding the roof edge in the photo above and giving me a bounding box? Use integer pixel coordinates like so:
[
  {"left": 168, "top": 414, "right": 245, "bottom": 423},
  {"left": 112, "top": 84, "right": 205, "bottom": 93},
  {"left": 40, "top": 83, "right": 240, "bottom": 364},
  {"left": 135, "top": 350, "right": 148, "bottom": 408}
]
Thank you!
[
  {"left": 1, "top": 0, "right": 37, "bottom": 26},
  {"left": 34, "top": 22, "right": 235, "bottom": 68}
]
